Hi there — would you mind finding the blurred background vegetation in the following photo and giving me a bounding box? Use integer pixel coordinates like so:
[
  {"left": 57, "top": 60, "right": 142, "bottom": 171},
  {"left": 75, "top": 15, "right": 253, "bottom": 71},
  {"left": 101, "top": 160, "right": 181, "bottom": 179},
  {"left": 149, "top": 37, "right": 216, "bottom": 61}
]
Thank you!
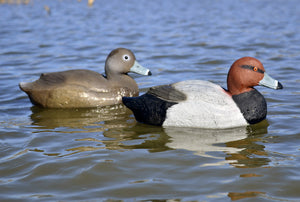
[{"left": 0, "top": 0, "right": 95, "bottom": 6}]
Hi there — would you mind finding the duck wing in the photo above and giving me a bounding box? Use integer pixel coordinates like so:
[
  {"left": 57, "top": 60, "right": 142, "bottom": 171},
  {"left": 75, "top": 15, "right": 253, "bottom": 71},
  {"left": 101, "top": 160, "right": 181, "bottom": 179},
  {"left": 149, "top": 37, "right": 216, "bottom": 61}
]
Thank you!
[
  {"left": 20, "top": 70, "right": 108, "bottom": 92},
  {"left": 147, "top": 84, "right": 187, "bottom": 102}
]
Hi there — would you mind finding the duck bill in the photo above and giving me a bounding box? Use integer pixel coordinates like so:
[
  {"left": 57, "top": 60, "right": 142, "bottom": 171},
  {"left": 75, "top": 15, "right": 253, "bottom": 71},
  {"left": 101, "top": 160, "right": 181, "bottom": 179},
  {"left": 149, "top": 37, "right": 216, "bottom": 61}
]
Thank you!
[
  {"left": 259, "top": 73, "right": 283, "bottom": 89},
  {"left": 130, "top": 61, "right": 152, "bottom": 76}
]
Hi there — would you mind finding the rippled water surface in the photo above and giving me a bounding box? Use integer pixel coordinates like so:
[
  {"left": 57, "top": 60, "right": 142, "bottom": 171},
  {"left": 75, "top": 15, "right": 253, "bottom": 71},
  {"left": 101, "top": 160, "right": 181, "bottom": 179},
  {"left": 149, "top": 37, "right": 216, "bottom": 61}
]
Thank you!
[{"left": 1, "top": 0, "right": 300, "bottom": 201}]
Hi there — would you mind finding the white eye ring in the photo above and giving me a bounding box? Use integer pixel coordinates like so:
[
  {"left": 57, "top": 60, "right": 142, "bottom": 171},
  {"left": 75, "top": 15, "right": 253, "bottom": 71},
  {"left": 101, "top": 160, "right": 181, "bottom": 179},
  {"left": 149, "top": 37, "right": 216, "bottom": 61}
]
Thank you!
[{"left": 123, "top": 55, "right": 130, "bottom": 61}]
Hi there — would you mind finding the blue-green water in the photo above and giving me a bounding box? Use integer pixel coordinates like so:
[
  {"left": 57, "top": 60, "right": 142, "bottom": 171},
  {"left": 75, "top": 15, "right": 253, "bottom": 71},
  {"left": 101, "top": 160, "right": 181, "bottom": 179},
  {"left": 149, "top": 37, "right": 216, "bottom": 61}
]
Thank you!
[{"left": 0, "top": 0, "right": 299, "bottom": 201}]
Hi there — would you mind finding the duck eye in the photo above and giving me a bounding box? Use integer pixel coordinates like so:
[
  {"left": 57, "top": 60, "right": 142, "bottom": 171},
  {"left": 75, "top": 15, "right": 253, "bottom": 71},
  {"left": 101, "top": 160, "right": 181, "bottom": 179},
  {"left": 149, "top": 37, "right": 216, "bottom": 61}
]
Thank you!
[
  {"left": 241, "top": 65, "right": 264, "bottom": 74},
  {"left": 123, "top": 55, "right": 130, "bottom": 61}
]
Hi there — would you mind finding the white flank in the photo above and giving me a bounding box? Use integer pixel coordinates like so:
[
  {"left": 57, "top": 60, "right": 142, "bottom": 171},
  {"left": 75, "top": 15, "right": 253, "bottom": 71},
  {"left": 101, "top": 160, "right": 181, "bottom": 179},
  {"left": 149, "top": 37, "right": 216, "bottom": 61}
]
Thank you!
[{"left": 163, "top": 80, "right": 248, "bottom": 129}]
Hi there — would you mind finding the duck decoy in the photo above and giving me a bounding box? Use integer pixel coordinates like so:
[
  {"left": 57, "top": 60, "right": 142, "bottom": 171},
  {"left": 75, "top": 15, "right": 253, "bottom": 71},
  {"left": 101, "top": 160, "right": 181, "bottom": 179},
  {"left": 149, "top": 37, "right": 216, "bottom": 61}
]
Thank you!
[
  {"left": 122, "top": 57, "right": 283, "bottom": 129},
  {"left": 19, "top": 48, "right": 151, "bottom": 108}
]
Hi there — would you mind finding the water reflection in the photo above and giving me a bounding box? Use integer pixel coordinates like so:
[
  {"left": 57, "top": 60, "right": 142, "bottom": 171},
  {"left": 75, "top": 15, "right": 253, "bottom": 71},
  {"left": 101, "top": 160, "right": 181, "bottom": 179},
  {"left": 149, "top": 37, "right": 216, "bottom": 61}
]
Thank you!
[
  {"left": 29, "top": 104, "right": 271, "bottom": 168},
  {"left": 228, "top": 191, "right": 265, "bottom": 201},
  {"left": 30, "top": 104, "right": 131, "bottom": 130},
  {"left": 165, "top": 127, "right": 248, "bottom": 158},
  {"left": 28, "top": 105, "right": 169, "bottom": 156},
  {"left": 106, "top": 119, "right": 271, "bottom": 168},
  {"left": 225, "top": 121, "right": 270, "bottom": 168},
  {"left": 165, "top": 120, "right": 269, "bottom": 168},
  {"left": 114, "top": 124, "right": 170, "bottom": 152}
]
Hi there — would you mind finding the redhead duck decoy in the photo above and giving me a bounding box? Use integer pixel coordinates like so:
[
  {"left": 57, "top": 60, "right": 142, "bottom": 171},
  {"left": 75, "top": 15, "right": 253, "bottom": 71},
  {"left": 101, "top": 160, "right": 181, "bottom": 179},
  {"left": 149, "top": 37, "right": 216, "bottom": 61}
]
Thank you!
[
  {"left": 19, "top": 48, "right": 152, "bottom": 108},
  {"left": 122, "top": 57, "right": 283, "bottom": 129}
]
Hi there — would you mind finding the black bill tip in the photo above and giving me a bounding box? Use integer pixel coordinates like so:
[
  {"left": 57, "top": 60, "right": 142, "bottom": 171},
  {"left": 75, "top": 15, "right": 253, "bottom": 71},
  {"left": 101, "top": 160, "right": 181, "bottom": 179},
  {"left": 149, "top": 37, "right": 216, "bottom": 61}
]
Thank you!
[{"left": 277, "top": 82, "right": 283, "bottom": 89}]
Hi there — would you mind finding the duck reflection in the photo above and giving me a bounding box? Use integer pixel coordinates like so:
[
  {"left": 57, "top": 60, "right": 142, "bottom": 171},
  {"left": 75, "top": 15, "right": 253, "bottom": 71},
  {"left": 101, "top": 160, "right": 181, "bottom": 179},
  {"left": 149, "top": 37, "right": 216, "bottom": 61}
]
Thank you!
[
  {"left": 105, "top": 124, "right": 170, "bottom": 152},
  {"left": 30, "top": 104, "right": 270, "bottom": 169},
  {"left": 29, "top": 104, "right": 171, "bottom": 155},
  {"left": 225, "top": 120, "right": 270, "bottom": 168},
  {"left": 164, "top": 120, "right": 269, "bottom": 168},
  {"left": 165, "top": 127, "right": 248, "bottom": 159},
  {"left": 30, "top": 104, "right": 132, "bottom": 130},
  {"left": 101, "top": 119, "right": 270, "bottom": 169}
]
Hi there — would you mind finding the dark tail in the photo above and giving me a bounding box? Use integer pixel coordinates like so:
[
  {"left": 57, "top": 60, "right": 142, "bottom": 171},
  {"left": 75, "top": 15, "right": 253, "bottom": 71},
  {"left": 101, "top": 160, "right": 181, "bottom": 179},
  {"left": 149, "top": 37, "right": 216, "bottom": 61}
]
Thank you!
[{"left": 122, "top": 94, "right": 177, "bottom": 126}]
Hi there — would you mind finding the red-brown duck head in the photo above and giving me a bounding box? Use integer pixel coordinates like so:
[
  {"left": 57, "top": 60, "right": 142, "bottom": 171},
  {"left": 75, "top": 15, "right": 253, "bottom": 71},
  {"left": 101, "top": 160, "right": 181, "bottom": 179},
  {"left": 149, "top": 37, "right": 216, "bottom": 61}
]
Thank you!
[{"left": 227, "top": 57, "right": 283, "bottom": 95}]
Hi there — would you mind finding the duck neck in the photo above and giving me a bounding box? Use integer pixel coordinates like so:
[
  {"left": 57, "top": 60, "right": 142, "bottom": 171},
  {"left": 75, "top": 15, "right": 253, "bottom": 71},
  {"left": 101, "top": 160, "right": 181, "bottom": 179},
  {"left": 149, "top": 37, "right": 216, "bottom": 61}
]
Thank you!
[
  {"left": 227, "top": 83, "right": 254, "bottom": 95},
  {"left": 227, "top": 74, "right": 253, "bottom": 95},
  {"left": 107, "top": 73, "right": 139, "bottom": 96}
]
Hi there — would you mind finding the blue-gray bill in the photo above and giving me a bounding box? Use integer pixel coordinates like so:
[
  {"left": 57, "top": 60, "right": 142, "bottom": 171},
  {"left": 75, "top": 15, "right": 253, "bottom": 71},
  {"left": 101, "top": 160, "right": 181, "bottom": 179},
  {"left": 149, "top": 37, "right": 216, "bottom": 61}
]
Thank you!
[
  {"left": 130, "top": 61, "right": 152, "bottom": 76},
  {"left": 259, "top": 73, "right": 283, "bottom": 89}
]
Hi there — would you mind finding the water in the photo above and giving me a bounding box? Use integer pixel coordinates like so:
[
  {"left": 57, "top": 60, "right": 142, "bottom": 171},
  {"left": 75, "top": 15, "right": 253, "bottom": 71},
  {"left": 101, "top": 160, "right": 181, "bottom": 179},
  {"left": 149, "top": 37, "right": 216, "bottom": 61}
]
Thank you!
[{"left": 0, "top": 0, "right": 299, "bottom": 201}]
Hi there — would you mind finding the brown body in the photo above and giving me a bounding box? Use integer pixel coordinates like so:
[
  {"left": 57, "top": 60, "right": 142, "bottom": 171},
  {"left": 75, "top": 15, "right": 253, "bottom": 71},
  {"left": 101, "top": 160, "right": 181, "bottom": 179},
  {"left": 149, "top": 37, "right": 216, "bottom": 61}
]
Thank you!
[{"left": 19, "top": 48, "right": 151, "bottom": 108}]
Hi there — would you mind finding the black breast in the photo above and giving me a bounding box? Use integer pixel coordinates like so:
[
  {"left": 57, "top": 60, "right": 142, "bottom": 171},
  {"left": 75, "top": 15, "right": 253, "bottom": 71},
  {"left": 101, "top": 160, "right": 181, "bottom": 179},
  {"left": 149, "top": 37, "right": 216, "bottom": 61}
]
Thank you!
[{"left": 232, "top": 89, "right": 267, "bottom": 124}]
